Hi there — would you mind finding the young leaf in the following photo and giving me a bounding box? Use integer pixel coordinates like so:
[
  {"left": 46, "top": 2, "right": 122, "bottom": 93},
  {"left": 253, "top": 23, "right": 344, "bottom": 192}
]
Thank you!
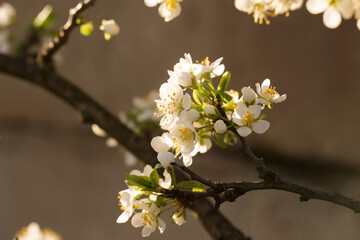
[
  {"left": 126, "top": 174, "right": 153, "bottom": 189},
  {"left": 150, "top": 169, "right": 160, "bottom": 187},
  {"left": 177, "top": 181, "right": 205, "bottom": 192},
  {"left": 192, "top": 90, "right": 202, "bottom": 105}
]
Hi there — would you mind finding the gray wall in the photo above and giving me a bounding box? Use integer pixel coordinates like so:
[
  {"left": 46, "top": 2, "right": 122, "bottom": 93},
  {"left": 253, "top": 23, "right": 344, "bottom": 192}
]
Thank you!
[{"left": 1, "top": 0, "right": 360, "bottom": 239}]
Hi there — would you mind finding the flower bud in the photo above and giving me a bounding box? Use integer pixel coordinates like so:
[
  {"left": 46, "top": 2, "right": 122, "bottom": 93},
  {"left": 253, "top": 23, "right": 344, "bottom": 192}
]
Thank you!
[
  {"left": 214, "top": 120, "right": 227, "bottom": 134},
  {"left": 187, "top": 109, "right": 200, "bottom": 121},
  {"left": 204, "top": 104, "right": 218, "bottom": 117},
  {"left": 241, "top": 87, "right": 257, "bottom": 105},
  {"left": 100, "top": 19, "right": 120, "bottom": 40}
]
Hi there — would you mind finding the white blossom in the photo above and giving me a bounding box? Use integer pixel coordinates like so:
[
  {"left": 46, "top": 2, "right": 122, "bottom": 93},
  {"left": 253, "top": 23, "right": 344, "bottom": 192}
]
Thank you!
[
  {"left": 232, "top": 102, "right": 270, "bottom": 137},
  {"left": 117, "top": 187, "right": 141, "bottom": 223},
  {"left": 159, "top": 0, "right": 182, "bottom": 22},
  {"left": 0, "top": 2, "right": 15, "bottom": 28},
  {"left": 100, "top": 19, "right": 120, "bottom": 40},
  {"left": 240, "top": 86, "right": 257, "bottom": 105},
  {"left": 306, "top": 0, "right": 353, "bottom": 28},
  {"left": 145, "top": 0, "right": 182, "bottom": 22},
  {"left": 255, "top": 78, "right": 286, "bottom": 105},
  {"left": 193, "top": 56, "right": 225, "bottom": 79},
  {"left": 155, "top": 82, "right": 191, "bottom": 130},
  {"left": 131, "top": 200, "right": 166, "bottom": 237},
  {"left": 170, "top": 120, "right": 197, "bottom": 166},
  {"left": 0, "top": 30, "right": 10, "bottom": 54},
  {"left": 13, "top": 222, "right": 61, "bottom": 240}
]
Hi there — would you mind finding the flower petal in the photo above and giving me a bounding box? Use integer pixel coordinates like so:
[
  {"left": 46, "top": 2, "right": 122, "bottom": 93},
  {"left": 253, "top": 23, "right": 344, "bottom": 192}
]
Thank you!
[
  {"left": 248, "top": 105, "right": 262, "bottom": 119},
  {"left": 323, "top": 6, "right": 342, "bottom": 29},
  {"left": 157, "top": 152, "right": 175, "bottom": 169},
  {"left": 117, "top": 208, "right": 133, "bottom": 223},
  {"left": 237, "top": 127, "right": 252, "bottom": 137},
  {"left": 252, "top": 120, "right": 270, "bottom": 134},
  {"left": 131, "top": 213, "right": 144, "bottom": 228},
  {"left": 158, "top": 217, "right": 166, "bottom": 233},
  {"left": 306, "top": 0, "right": 328, "bottom": 14},
  {"left": 182, "top": 93, "right": 191, "bottom": 110},
  {"left": 142, "top": 225, "right": 156, "bottom": 237}
]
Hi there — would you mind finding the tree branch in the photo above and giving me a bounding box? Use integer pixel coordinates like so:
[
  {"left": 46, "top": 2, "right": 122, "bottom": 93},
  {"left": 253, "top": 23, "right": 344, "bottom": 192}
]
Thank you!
[
  {"left": 0, "top": 53, "right": 249, "bottom": 240},
  {"left": 36, "top": 0, "right": 96, "bottom": 68}
]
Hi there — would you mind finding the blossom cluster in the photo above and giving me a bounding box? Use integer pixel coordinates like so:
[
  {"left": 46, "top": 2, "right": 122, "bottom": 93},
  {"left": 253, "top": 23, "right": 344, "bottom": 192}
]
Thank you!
[
  {"left": 150, "top": 53, "right": 286, "bottom": 168},
  {"left": 117, "top": 164, "right": 192, "bottom": 237},
  {"left": 117, "top": 54, "right": 286, "bottom": 236}
]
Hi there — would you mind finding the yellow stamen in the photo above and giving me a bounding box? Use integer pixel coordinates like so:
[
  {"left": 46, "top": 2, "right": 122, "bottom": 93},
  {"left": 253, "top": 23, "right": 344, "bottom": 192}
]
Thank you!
[{"left": 243, "top": 111, "right": 255, "bottom": 125}]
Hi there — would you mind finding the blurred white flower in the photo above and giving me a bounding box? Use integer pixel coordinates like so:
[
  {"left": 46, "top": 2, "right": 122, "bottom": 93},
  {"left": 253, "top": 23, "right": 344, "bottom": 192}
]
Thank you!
[
  {"left": 117, "top": 187, "right": 141, "bottom": 223},
  {"left": 0, "top": 2, "right": 16, "bottom": 28},
  {"left": 99, "top": 19, "right": 120, "bottom": 40},
  {"left": 13, "top": 222, "right": 61, "bottom": 240},
  {"left": 145, "top": 0, "right": 182, "bottom": 22},
  {"left": 306, "top": 0, "right": 353, "bottom": 28},
  {"left": 0, "top": 30, "right": 10, "bottom": 54}
]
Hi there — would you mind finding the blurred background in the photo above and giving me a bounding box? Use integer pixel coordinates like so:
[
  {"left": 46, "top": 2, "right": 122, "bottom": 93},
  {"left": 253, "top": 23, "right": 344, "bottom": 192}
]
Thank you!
[{"left": 1, "top": 0, "right": 360, "bottom": 239}]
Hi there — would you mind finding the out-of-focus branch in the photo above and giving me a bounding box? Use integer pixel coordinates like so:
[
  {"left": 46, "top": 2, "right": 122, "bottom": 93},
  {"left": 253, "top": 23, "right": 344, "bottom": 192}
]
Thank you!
[
  {"left": 36, "top": 0, "right": 96, "bottom": 68},
  {"left": 0, "top": 53, "right": 249, "bottom": 240}
]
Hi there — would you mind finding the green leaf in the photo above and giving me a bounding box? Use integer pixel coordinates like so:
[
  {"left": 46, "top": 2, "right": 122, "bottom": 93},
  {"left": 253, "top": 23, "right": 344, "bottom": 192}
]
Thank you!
[
  {"left": 166, "top": 166, "right": 177, "bottom": 186},
  {"left": 213, "top": 132, "right": 227, "bottom": 149},
  {"left": 156, "top": 195, "right": 165, "bottom": 207},
  {"left": 80, "top": 22, "right": 94, "bottom": 36},
  {"left": 126, "top": 174, "right": 153, "bottom": 189},
  {"left": 217, "top": 71, "right": 231, "bottom": 92},
  {"left": 177, "top": 181, "right": 205, "bottom": 192},
  {"left": 150, "top": 169, "right": 160, "bottom": 187},
  {"left": 218, "top": 91, "right": 233, "bottom": 103}
]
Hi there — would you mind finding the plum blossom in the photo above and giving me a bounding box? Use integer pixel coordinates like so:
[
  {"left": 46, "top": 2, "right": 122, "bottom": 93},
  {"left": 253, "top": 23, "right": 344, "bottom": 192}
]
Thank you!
[
  {"left": 99, "top": 19, "right": 120, "bottom": 40},
  {"left": 145, "top": 0, "right": 182, "bottom": 22},
  {"left": 155, "top": 82, "right": 191, "bottom": 130},
  {"left": 117, "top": 187, "right": 141, "bottom": 223},
  {"left": 306, "top": 0, "right": 353, "bottom": 28},
  {"left": 131, "top": 199, "right": 166, "bottom": 237},
  {"left": 170, "top": 120, "right": 197, "bottom": 166},
  {"left": 0, "top": 2, "right": 16, "bottom": 28},
  {"left": 232, "top": 102, "right": 270, "bottom": 137},
  {"left": 13, "top": 222, "right": 61, "bottom": 240},
  {"left": 255, "top": 79, "right": 286, "bottom": 105}
]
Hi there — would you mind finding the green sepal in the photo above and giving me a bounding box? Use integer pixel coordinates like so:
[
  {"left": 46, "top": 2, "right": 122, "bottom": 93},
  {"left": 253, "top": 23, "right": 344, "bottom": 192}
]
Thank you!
[
  {"left": 166, "top": 166, "right": 177, "bottom": 186},
  {"left": 177, "top": 181, "right": 205, "bottom": 192},
  {"left": 126, "top": 174, "right": 153, "bottom": 189},
  {"left": 213, "top": 132, "right": 227, "bottom": 149},
  {"left": 217, "top": 71, "right": 231, "bottom": 92},
  {"left": 224, "top": 131, "right": 237, "bottom": 145},
  {"left": 154, "top": 163, "right": 163, "bottom": 169},
  {"left": 150, "top": 169, "right": 160, "bottom": 187},
  {"left": 156, "top": 195, "right": 166, "bottom": 207},
  {"left": 258, "top": 114, "right": 266, "bottom": 120}
]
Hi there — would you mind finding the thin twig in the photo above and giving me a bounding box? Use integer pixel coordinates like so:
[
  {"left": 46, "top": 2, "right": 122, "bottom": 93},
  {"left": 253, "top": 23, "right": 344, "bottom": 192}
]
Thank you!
[{"left": 36, "top": 0, "right": 96, "bottom": 68}]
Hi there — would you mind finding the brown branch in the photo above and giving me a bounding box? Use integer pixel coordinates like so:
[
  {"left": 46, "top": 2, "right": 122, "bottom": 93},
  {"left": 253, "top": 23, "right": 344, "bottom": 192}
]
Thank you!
[
  {"left": 0, "top": 53, "right": 249, "bottom": 240},
  {"left": 36, "top": 0, "right": 96, "bottom": 68}
]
